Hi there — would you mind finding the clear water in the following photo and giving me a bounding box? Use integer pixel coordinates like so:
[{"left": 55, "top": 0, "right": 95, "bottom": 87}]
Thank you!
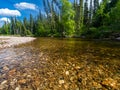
[{"left": 0, "top": 38, "right": 120, "bottom": 89}]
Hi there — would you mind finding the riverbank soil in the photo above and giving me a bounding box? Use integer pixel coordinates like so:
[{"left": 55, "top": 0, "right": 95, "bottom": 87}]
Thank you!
[{"left": 0, "top": 38, "right": 120, "bottom": 90}]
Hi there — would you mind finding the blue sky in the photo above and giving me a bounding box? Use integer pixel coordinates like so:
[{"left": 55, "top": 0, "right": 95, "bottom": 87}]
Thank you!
[
  {"left": 0, "top": 0, "right": 102, "bottom": 27},
  {"left": 0, "top": 0, "right": 44, "bottom": 26}
]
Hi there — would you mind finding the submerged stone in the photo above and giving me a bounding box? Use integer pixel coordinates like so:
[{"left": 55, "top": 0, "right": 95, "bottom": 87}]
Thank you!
[{"left": 101, "top": 78, "right": 118, "bottom": 89}]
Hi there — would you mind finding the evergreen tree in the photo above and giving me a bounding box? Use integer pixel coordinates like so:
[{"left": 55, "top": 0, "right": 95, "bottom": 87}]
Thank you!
[
  {"left": 10, "top": 17, "right": 15, "bottom": 34},
  {"left": 79, "top": 0, "right": 84, "bottom": 28},
  {"left": 89, "top": 0, "right": 93, "bottom": 25},
  {"left": 93, "top": 0, "right": 99, "bottom": 15},
  {"left": 109, "top": 0, "right": 120, "bottom": 30},
  {"left": 30, "top": 14, "right": 34, "bottom": 34},
  {"left": 84, "top": 0, "right": 89, "bottom": 25}
]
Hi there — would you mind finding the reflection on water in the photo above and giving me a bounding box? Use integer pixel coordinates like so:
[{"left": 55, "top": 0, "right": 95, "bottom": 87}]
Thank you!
[{"left": 0, "top": 38, "right": 120, "bottom": 89}]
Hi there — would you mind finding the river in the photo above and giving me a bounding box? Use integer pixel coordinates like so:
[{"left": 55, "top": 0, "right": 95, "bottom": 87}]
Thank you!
[{"left": 0, "top": 38, "right": 120, "bottom": 89}]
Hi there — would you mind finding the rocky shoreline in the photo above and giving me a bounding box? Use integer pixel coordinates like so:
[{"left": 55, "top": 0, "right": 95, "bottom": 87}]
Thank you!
[
  {"left": 0, "top": 36, "right": 36, "bottom": 49},
  {"left": 0, "top": 37, "right": 120, "bottom": 90}
]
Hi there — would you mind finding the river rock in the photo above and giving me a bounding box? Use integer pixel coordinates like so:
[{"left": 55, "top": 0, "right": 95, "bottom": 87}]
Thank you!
[
  {"left": 101, "top": 78, "right": 117, "bottom": 89},
  {"left": 65, "top": 71, "right": 69, "bottom": 75},
  {"left": 15, "top": 87, "right": 20, "bottom": 90},
  {"left": 75, "top": 66, "right": 81, "bottom": 70},
  {"left": 70, "top": 76, "right": 74, "bottom": 82},
  {"left": 3, "top": 66, "right": 9, "bottom": 71},
  {"left": 59, "top": 80, "right": 65, "bottom": 84},
  {"left": 18, "top": 79, "right": 26, "bottom": 84},
  {"left": 0, "top": 80, "right": 8, "bottom": 89},
  {"left": 92, "top": 81, "right": 102, "bottom": 89},
  {"left": 10, "top": 79, "right": 17, "bottom": 86},
  {"left": 1, "top": 80, "right": 7, "bottom": 85},
  {"left": 8, "top": 69, "right": 16, "bottom": 76},
  {"left": 76, "top": 88, "right": 80, "bottom": 90},
  {"left": 64, "top": 83, "right": 69, "bottom": 89}
]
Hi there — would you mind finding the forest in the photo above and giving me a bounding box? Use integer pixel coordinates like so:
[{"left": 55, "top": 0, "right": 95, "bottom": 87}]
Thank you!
[{"left": 0, "top": 0, "right": 120, "bottom": 39}]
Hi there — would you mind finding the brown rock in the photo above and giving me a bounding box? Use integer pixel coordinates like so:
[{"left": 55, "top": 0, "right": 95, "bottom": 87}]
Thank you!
[
  {"left": 18, "top": 79, "right": 26, "bottom": 84},
  {"left": 1, "top": 80, "right": 7, "bottom": 85},
  {"left": 8, "top": 69, "right": 16, "bottom": 76},
  {"left": 75, "top": 66, "right": 81, "bottom": 70},
  {"left": 64, "top": 84, "right": 69, "bottom": 89},
  {"left": 101, "top": 78, "right": 118, "bottom": 89},
  {"left": 15, "top": 87, "right": 20, "bottom": 90},
  {"left": 92, "top": 82, "right": 102, "bottom": 88},
  {"left": 70, "top": 77, "right": 74, "bottom": 82},
  {"left": 34, "top": 80, "right": 40, "bottom": 87},
  {"left": 59, "top": 80, "right": 65, "bottom": 84},
  {"left": 3, "top": 66, "right": 9, "bottom": 71},
  {"left": 65, "top": 71, "right": 69, "bottom": 76},
  {"left": 0, "top": 80, "right": 8, "bottom": 89}
]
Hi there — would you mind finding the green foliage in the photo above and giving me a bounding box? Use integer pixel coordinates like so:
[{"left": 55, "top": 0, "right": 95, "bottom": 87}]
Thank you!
[
  {"left": 25, "top": 30, "right": 33, "bottom": 36},
  {"left": 0, "top": 0, "right": 119, "bottom": 39},
  {"left": 81, "top": 27, "right": 112, "bottom": 39},
  {"left": 81, "top": 27, "right": 98, "bottom": 38},
  {"left": 84, "top": 0, "right": 89, "bottom": 25},
  {"left": 20, "top": 24, "right": 27, "bottom": 36},
  {"left": 93, "top": 0, "right": 109, "bottom": 27},
  {"left": 35, "top": 20, "right": 47, "bottom": 37},
  {"left": 109, "top": 1, "right": 120, "bottom": 24},
  {"left": 0, "top": 22, "right": 10, "bottom": 35},
  {"left": 61, "top": 0, "right": 75, "bottom": 37}
]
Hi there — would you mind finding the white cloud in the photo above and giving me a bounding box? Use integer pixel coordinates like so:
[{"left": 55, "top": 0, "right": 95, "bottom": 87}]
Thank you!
[
  {"left": 0, "top": 17, "right": 10, "bottom": 23},
  {"left": 0, "top": 17, "right": 11, "bottom": 27},
  {"left": 0, "top": 8, "right": 21, "bottom": 17},
  {"left": 14, "top": 2, "right": 38, "bottom": 10}
]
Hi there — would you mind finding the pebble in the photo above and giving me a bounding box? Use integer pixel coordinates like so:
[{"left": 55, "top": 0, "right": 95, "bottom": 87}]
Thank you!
[
  {"left": 10, "top": 79, "right": 17, "bottom": 86},
  {"left": 75, "top": 66, "right": 81, "bottom": 70},
  {"left": 92, "top": 81, "right": 102, "bottom": 88},
  {"left": 64, "top": 84, "right": 69, "bottom": 89},
  {"left": 0, "top": 85, "right": 4, "bottom": 89},
  {"left": 3, "top": 66, "right": 9, "bottom": 71},
  {"left": 59, "top": 80, "right": 65, "bottom": 84},
  {"left": 1, "top": 80, "right": 7, "bottom": 85},
  {"left": 0, "top": 80, "right": 7, "bottom": 89},
  {"left": 15, "top": 87, "right": 20, "bottom": 90},
  {"left": 18, "top": 79, "right": 26, "bottom": 84},
  {"left": 70, "top": 77, "right": 74, "bottom": 82},
  {"left": 27, "top": 75, "right": 31, "bottom": 78},
  {"left": 65, "top": 71, "right": 69, "bottom": 75},
  {"left": 76, "top": 88, "right": 80, "bottom": 90},
  {"left": 101, "top": 78, "right": 117, "bottom": 89},
  {"left": 8, "top": 69, "right": 16, "bottom": 76}
]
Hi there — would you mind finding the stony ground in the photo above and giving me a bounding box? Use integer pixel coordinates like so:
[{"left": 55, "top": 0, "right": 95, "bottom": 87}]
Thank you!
[{"left": 0, "top": 36, "right": 36, "bottom": 49}]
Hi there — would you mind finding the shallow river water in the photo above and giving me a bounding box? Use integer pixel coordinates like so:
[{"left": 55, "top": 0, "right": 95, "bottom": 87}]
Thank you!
[{"left": 0, "top": 38, "right": 120, "bottom": 90}]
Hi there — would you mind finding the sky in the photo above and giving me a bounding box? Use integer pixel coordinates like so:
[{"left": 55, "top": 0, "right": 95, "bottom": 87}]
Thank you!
[
  {"left": 0, "top": 0, "right": 44, "bottom": 27},
  {"left": 0, "top": 0, "right": 102, "bottom": 27}
]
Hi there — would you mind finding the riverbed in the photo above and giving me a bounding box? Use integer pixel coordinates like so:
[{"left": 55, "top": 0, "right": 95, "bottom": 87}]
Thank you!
[{"left": 0, "top": 38, "right": 120, "bottom": 89}]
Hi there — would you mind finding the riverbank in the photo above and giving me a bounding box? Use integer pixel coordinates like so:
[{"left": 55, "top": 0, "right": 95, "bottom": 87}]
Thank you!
[{"left": 0, "top": 36, "right": 36, "bottom": 49}]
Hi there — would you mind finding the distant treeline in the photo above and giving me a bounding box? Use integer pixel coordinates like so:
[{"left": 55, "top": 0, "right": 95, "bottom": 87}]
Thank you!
[{"left": 0, "top": 0, "right": 120, "bottom": 39}]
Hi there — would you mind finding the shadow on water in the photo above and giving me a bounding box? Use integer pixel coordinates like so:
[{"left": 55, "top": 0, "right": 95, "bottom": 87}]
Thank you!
[{"left": 0, "top": 38, "right": 120, "bottom": 89}]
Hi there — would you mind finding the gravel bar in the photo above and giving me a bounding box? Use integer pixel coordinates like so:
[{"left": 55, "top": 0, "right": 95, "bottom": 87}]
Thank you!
[{"left": 0, "top": 36, "right": 36, "bottom": 49}]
